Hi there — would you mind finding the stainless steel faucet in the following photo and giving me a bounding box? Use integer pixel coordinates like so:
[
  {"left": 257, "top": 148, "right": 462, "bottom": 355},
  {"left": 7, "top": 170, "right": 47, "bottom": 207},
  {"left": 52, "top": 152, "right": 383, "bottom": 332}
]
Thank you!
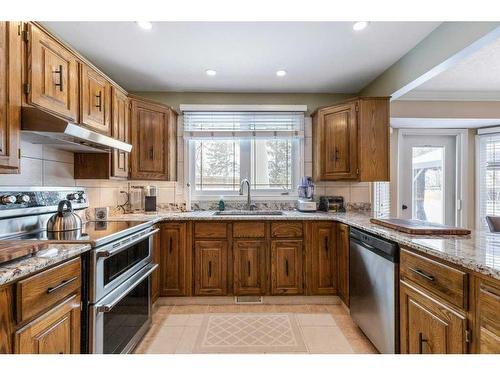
[{"left": 239, "top": 178, "right": 257, "bottom": 210}]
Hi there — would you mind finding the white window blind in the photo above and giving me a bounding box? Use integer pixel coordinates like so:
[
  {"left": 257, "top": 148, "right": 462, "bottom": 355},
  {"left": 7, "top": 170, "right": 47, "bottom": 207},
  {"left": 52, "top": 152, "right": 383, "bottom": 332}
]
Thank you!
[
  {"left": 478, "top": 133, "right": 500, "bottom": 228},
  {"left": 373, "top": 182, "right": 391, "bottom": 216},
  {"left": 184, "top": 111, "right": 304, "bottom": 195},
  {"left": 183, "top": 111, "right": 304, "bottom": 139}
]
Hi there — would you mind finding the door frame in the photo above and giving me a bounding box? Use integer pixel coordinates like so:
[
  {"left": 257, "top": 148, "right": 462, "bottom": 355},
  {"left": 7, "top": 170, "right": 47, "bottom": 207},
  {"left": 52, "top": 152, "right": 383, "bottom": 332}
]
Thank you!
[{"left": 397, "top": 128, "right": 469, "bottom": 227}]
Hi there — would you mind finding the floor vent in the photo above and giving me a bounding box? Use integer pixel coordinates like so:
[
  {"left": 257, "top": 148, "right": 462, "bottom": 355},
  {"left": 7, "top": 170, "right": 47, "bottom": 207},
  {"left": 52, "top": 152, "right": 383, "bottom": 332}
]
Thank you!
[{"left": 235, "top": 296, "right": 263, "bottom": 304}]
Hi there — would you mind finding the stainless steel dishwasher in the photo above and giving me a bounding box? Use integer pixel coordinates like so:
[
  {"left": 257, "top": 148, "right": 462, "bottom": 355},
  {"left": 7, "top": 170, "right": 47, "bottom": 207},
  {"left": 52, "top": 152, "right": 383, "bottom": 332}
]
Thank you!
[{"left": 349, "top": 227, "right": 399, "bottom": 354}]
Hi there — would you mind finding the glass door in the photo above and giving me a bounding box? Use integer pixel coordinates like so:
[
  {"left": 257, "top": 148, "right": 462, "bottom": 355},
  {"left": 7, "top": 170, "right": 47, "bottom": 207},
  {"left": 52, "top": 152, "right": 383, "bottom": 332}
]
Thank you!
[{"left": 399, "top": 135, "right": 457, "bottom": 225}]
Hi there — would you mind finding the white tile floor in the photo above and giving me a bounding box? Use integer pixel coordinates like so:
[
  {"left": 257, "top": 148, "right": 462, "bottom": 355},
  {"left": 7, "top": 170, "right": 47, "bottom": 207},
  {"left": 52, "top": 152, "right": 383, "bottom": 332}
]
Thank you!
[{"left": 134, "top": 304, "right": 378, "bottom": 354}]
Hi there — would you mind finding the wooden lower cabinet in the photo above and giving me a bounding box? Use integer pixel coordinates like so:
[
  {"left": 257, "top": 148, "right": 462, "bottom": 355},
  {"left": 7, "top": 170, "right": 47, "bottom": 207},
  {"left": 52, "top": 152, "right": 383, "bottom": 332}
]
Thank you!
[
  {"left": 475, "top": 278, "right": 500, "bottom": 353},
  {"left": 271, "top": 240, "right": 303, "bottom": 295},
  {"left": 400, "top": 281, "right": 467, "bottom": 354},
  {"left": 15, "top": 294, "right": 80, "bottom": 354},
  {"left": 159, "top": 223, "right": 191, "bottom": 297},
  {"left": 194, "top": 240, "right": 228, "bottom": 296},
  {"left": 337, "top": 223, "right": 350, "bottom": 306},
  {"left": 233, "top": 240, "right": 267, "bottom": 295},
  {"left": 308, "top": 222, "right": 337, "bottom": 295}
]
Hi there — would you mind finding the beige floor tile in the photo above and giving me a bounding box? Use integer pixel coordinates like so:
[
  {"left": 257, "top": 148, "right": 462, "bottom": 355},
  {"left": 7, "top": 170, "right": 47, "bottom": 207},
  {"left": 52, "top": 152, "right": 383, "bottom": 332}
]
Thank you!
[
  {"left": 208, "top": 305, "right": 241, "bottom": 313},
  {"left": 237, "top": 304, "right": 276, "bottom": 313},
  {"left": 171, "top": 305, "right": 208, "bottom": 314},
  {"left": 175, "top": 326, "right": 201, "bottom": 354},
  {"left": 272, "top": 305, "right": 311, "bottom": 313},
  {"left": 325, "top": 304, "right": 349, "bottom": 316},
  {"left": 306, "top": 305, "right": 329, "bottom": 313},
  {"left": 164, "top": 314, "right": 191, "bottom": 326},
  {"left": 296, "top": 313, "right": 336, "bottom": 327},
  {"left": 350, "top": 338, "right": 379, "bottom": 354},
  {"left": 333, "top": 315, "right": 365, "bottom": 340},
  {"left": 145, "top": 326, "right": 185, "bottom": 354},
  {"left": 300, "top": 326, "right": 354, "bottom": 354}
]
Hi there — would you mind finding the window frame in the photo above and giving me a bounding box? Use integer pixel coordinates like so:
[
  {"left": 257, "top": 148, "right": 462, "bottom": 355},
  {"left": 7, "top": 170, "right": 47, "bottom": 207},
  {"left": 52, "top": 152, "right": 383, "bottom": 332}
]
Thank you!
[{"left": 187, "top": 137, "right": 304, "bottom": 200}]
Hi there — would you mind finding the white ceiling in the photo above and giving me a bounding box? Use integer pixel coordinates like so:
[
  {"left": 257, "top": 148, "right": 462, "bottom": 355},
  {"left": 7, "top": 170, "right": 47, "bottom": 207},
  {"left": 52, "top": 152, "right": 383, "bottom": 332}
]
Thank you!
[
  {"left": 403, "top": 35, "right": 500, "bottom": 100},
  {"left": 42, "top": 22, "right": 440, "bottom": 93}
]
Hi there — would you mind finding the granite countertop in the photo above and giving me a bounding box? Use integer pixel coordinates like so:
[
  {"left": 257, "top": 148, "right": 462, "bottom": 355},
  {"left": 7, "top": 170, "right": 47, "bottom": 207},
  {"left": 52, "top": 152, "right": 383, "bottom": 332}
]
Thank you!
[
  {"left": 0, "top": 243, "right": 91, "bottom": 286},
  {"left": 111, "top": 210, "right": 500, "bottom": 281}
]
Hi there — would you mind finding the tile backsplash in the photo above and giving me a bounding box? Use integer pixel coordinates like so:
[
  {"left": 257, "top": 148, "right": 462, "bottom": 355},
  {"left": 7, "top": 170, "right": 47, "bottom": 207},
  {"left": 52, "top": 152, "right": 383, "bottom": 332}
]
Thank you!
[{"left": 1, "top": 116, "right": 372, "bottom": 212}]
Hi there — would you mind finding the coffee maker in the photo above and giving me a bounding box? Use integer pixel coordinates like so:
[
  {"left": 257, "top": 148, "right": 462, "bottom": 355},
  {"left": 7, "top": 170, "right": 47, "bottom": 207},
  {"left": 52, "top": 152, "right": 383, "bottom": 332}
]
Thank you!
[{"left": 143, "top": 185, "right": 157, "bottom": 212}]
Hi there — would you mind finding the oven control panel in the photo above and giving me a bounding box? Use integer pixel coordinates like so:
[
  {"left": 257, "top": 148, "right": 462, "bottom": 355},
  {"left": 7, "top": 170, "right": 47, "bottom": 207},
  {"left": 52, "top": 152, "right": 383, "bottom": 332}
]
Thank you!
[{"left": 0, "top": 189, "right": 88, "bottom": 210}]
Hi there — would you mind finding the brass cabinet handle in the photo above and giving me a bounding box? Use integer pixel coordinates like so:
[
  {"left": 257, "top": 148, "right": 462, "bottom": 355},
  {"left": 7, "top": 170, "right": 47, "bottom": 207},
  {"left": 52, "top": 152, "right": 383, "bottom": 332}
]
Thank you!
[
  {"left": 418, "top": 332, "right": 428, "bottom": 354},
  {"left": 208, "top": 261, "right": 212, "bottom": 278},
  {"left": 409, "top": 267, "right": 435, "bottom": 282},
  {"left": 53, "top": 65, "right": 63, "bottom": 92},
  {"left": 47, "top": 276, "right": 78, "bottom": 294},
  {"left": 95, "top": 91, "right": 102, "bottom": 111}
]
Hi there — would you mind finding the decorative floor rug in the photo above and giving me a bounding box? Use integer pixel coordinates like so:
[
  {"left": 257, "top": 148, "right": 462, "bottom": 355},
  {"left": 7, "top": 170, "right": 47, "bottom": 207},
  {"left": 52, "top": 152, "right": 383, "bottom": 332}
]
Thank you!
[{"left": 193, "top": 313, "right": 308, "bottom": 353}]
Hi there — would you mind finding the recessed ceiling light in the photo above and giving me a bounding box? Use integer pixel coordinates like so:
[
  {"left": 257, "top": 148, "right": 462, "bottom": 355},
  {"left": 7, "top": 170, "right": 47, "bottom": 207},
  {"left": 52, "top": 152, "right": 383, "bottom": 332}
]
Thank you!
[
  {"left": 353, "top": 21, "right": 369, "bottom": 31},
  {"left": 205, "top": 69, "right": 217, "bottom": 76},
  {"left": 136, "top": 21, "right": 153, "bottom": 30},
  {"left": 276, "top": 70, "right": 287, "bottom": 77}
]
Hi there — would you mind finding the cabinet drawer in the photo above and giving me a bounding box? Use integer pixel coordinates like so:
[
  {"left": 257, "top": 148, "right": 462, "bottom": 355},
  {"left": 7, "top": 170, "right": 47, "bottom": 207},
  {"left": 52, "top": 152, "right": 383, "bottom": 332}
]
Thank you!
[
  {"left": 16, "top": 258, "right": 81, "bottom": 323},
  {"left": 271, "top": 222, "right": 303, "bottom": 238},
  {"left": 233, "top": 222, "right": 266, "bottom": 238},
  {"left": 194, "top": 222, "right": 227, "bottom": 238},
  {"left": 400, "top": 249, "right": 467, "bottom": 310}
]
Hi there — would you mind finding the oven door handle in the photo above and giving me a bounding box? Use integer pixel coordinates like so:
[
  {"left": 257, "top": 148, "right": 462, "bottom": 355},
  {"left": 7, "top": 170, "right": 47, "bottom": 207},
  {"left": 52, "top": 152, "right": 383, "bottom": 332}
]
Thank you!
[
  {"left": 95, "top": 263, "right": 158, "bottom": 313},
  {"left": 96, "top": 228, "right": 159, "bottom": 259}
]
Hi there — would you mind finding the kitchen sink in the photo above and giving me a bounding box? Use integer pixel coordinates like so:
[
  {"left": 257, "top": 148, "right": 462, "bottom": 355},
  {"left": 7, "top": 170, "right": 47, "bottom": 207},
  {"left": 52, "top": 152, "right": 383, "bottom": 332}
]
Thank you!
[{"left": 213, "top": 210, "right": 284, "bottom": 216}]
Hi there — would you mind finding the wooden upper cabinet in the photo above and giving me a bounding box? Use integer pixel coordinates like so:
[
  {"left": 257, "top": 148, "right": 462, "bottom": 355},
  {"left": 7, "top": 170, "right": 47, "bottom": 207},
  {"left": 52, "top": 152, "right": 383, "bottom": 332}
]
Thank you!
[
  {"left": 475, "top": 279, "right": 500, "bottom": 353},
  {"left": 194, "top": 240, "right": 228, "bottom": 296},
  {"left": 160, "top": 223, "right": 191, "bottom": 296},
  {"left": 0, "top": 22, "right": 22, "bottom": 174},
  {"left": 308, "top": 222, "right": 337, "bottom": 295},
  {"left": 312, "top": 97, "right": 389, "bottom": 182},
  {"left": 15, "top": 294, "right": 80, "bottom": 354},
  {"left": 233, "top": 240, "right": 267, "bottom": 295},
  {"left": 26, "top": 23, "right": 79, "bottom": 122},
  {"left": 271, "top": 240, "right": 303, "bottom": 295},
  {"left": 111, "top": 87, "right": 129, "bottom": 178},
  {"left": 400, "top": 281, "right": 467, "bottom": 354},
  {"left": 130, "top": 97, "right": 177, "bottom": 180},
  {"left": 336, "top": 223, "right": 350, "bottom": 306},
  {"left": 314, "top": 102, "right": 358, "bottom": 180},
  {"left": 80, "top": 63, "right": 111, "bottom": 135}
]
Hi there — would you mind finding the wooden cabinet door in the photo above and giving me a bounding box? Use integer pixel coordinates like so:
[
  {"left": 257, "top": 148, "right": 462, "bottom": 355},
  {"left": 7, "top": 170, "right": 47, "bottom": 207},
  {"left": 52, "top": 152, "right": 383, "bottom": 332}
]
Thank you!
[
  {"left": 233, "top": 240, "right": 267, "bottom": 295},
  {"left": 130, "top": 98, "right": 170, "bottom": 180},
  {"left": 309, "top": 222, "right": 336, "bottom": 295},
  {"left": 337, "top": 223, "right": 349, "bottom": 305},
  {"left": 0, "top": 22, "right": 21, "bottom": 174},
  {"left": 15, "top": 294, "right": 80, "bottom": 354},
  {"left": 111, "top": 87, "right": 129, "bottom": 178},
  {"left": 271, "top": 240, "right": 303, "bottom": 295},
  {"left": 400, "top": 281, "right": 467, "bottom": 354},
  {"left": 194, "top": 240, "right": 228, "bottom": 296},
  {"left": 160, "top": 223, "right": 190, "bottom": 296},
  {"left": 476, "top": 279, "right": 500, "bottom": 353},
  {"left": 80, "top": 64, "right": 111, "bottom": 134},
  {"left": 27, "top": 24, "right": 79, "bottom": 122},
  {"left": 314, "top": 102, "right": 358, "bottom": 181}
]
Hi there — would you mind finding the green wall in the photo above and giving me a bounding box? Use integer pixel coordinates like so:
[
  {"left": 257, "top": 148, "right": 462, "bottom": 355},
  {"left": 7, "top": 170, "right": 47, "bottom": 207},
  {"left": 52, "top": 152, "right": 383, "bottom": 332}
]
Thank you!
[{"left": 131, "top": 91, "right": 353, "bottom": 116}]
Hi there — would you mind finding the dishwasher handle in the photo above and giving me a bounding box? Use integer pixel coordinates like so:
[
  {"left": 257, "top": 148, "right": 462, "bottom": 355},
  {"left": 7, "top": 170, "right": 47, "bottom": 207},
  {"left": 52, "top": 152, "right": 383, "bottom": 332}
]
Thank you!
[{"left": 350, "top": 236, "right": 399, "bottom": 263}]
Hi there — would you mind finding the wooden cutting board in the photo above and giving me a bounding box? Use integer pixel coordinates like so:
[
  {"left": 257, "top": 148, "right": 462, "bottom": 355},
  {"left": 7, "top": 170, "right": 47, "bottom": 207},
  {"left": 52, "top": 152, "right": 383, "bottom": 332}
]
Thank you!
[
  {"left": 370, "top": 218, "right": 471, "bottom": 235},
  {"left": 0, "top": 241, "right": 52, "bottom": 264}
]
